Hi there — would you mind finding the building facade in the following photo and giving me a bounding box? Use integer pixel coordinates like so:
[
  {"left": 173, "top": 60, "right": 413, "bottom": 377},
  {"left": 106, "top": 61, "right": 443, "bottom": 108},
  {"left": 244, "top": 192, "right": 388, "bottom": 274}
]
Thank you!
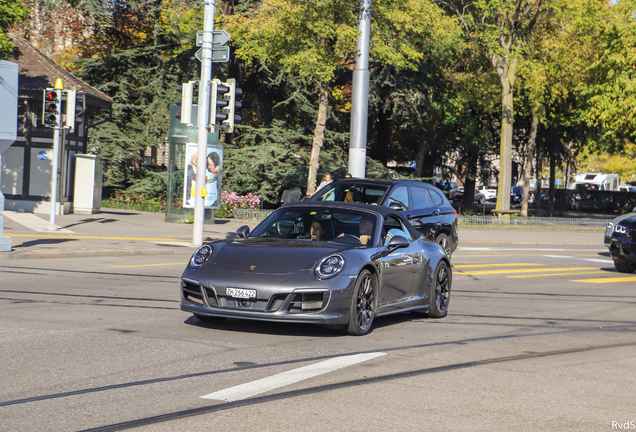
[{"left": 1, "top": 33, "right": 112, "bottom": 214}]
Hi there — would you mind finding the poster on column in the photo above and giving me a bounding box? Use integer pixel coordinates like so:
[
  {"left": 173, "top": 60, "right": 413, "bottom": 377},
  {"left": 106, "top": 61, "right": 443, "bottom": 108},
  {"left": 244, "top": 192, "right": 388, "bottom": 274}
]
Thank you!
[{"left": 183, "top": 143, "right": 223, "bottom": 209}]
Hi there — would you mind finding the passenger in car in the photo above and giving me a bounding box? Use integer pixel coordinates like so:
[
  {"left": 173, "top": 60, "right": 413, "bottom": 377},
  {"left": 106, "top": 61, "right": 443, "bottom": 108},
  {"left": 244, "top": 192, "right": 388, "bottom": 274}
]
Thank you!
[{"left": 337, "top": 216, "right": 373, "bottom": 245}]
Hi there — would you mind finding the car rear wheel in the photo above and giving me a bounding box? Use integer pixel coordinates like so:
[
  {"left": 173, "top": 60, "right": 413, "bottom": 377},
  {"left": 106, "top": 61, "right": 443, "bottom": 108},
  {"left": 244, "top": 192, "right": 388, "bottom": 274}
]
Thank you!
[
  {"left": 435, "top": 233, "right": 452, "bottom": 256},
  {"left": 614, "top": 258, "right": 636, "bottom": 273},
  {"left": 429, "top": 261, "right": 451, "bottom": 318},
  {"left": 346, "top": 270, "right": 377, "bottom": 336}
]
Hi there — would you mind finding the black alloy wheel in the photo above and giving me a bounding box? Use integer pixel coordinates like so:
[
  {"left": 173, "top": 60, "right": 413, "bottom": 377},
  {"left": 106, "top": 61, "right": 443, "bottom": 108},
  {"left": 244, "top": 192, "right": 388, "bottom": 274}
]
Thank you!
[
  {"left": 614, "top": 258, "right": 636, "bottom": 274},
  {"left": 346, "top": 270, "right": 377, "bottom": 336},
  {"left": 429, "top": 261, "right": 451, "bottom": 318},
  {"left": 435, "top": 233, "right": 452, "bottom": 257}
]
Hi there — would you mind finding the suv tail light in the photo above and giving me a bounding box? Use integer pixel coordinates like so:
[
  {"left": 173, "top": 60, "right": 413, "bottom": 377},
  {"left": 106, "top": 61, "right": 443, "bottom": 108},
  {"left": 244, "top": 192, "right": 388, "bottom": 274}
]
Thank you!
[{"left": 451, "top": 209, "right": 458, "bottom": 220}]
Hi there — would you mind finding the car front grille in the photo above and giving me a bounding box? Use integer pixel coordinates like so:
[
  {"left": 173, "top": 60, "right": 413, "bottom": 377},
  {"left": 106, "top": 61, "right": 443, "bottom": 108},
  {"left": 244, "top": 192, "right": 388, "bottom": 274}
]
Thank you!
[
  {"left": 628, "top": 228, "right": 636, "bottom": 242},
  {"left": 183, "top": 279, "right": 328, "bottom": 313}
]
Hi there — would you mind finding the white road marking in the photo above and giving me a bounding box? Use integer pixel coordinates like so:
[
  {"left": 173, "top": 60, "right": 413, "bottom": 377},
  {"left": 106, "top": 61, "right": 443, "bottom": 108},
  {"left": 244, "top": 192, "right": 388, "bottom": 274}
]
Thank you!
[
  {"left": 544, "top": 255, "right": 613, "bottom": 264},
  {"left": 201, "top": 352, "right": 386, "bottom": 402},
  {"left": 459, "top": 247, "right": 600, "bottom": 252}
]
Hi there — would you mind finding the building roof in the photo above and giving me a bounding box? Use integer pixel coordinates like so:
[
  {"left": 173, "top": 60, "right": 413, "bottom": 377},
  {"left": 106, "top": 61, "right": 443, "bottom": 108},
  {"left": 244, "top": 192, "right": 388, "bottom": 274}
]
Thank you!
[{"left": 5, "top": 33, "right": 112, "bottom": 104}]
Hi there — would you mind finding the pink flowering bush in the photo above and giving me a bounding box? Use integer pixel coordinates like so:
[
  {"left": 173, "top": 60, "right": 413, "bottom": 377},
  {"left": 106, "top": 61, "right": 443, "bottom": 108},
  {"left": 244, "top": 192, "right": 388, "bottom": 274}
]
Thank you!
[{"left": 216, "top": 191, "right": 261, "bottom": 218}]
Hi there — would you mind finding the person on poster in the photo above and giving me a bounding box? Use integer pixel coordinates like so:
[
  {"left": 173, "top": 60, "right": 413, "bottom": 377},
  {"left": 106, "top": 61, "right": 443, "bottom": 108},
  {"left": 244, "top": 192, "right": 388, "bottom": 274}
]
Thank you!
[
  {"left": 185, "top": 152, "right": 198, "bottom": 207},
  {"left": 205, "top": 151, "right": 221, "bottom": 207}
]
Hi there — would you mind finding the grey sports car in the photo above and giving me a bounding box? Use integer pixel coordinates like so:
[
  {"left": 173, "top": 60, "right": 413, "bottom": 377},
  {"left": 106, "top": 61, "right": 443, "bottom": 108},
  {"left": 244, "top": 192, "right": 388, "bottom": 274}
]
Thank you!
[{"left": 180, "top": 202, "right": 451, "bottom": 335}]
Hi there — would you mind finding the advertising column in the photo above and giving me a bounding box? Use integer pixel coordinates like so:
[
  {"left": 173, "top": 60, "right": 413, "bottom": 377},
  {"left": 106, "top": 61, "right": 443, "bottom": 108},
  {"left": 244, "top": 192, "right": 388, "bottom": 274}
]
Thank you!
[{"left": 0, "top": 61, "right": 18, "bottom": 252}]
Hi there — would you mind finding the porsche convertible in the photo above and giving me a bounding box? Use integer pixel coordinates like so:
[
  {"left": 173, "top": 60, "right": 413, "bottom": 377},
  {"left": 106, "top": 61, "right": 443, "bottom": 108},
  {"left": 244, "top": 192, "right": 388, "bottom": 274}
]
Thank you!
[{"left": 180, "top": 202, "right": 451, "bottom": 335}]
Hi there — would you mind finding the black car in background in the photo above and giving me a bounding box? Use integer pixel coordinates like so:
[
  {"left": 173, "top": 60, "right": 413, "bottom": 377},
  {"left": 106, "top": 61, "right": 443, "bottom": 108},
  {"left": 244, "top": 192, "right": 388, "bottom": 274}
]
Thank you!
[
  {"left": 308, "top": 179, "right": 458, "bottom": 255},
  {"left": 605, "top": 208, "right": 636, "bottom": 273},
  {"left": 511, "top": 186, "right": 524, "bottom": 205}
]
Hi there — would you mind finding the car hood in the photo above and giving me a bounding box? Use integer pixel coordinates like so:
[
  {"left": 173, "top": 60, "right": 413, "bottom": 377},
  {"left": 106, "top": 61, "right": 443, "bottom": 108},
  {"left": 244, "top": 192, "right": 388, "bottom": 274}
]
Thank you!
[
  {"left": 611, "top": 212, "right": 636, "bottom": 227},
  {"left": 214, "top": 238, "right": 351, "bottom": 274}
]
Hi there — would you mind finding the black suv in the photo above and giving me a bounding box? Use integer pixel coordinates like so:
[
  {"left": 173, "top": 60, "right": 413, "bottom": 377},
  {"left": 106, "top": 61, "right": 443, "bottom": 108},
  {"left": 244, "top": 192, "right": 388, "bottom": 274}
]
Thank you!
[{"left": 308, "top": 179, "right": 458, "bottom": 255}]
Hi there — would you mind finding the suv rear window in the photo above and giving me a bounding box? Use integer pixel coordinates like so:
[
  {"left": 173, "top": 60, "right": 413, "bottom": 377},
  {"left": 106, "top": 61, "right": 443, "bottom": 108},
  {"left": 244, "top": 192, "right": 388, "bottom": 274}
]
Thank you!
[{"left": 311, "top": 183, "right": 389, "bottom": 205}]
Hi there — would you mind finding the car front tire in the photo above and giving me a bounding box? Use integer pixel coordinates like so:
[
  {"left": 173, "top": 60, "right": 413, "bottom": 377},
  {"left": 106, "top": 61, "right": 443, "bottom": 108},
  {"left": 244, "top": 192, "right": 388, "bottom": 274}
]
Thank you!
[
  {"left": 346, "top": 270, "right": 377, "bottom": 336},
  {"left": 614, "top": 258, "right": 636, "bottom": 274},
  {"left": 429, "top": 261, "right": 451, "bottom": 318}
]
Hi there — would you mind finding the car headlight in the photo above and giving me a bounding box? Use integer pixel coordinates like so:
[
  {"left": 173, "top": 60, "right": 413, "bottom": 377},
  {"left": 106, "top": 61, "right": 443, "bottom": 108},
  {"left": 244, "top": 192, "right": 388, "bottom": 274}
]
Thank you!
[
  {"left": 314, "top": 254, "right": 346, "bottom": 279},
  {"left": 616, "top": 225, "right": 627, "bottom": 234},
  {"left": 190, "top": 245, "right": 212, "bottom": 268},
  {"left": 607, "top": 222, "right": 614, "bottom": 230}
]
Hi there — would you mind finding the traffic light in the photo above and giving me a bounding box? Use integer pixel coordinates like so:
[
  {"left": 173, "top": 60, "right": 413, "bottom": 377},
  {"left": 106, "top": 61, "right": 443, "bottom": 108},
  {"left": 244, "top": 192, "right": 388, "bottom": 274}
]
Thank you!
[
  {"left": 209, "top": 78, "right": 242, "bottom": 133},
  {"left": 64, "top": 89, "right": 84, "bottom": 133},
  {"left": 42, "top": 89, "right": 60, "bottom": 128},
  {"left": 223, "top": 78, "right": 243, "bottom": 133},
  {"left": 176, "top": 81, "right": 195, "bottom": 125},
  {"left": 209, "top": 78, "right": 229, "bottom": 128}
]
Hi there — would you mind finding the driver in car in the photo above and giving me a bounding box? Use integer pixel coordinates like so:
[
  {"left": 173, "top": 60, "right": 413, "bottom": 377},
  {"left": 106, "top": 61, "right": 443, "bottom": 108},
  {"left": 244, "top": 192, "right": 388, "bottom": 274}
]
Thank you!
[{"left": 298, "top": 220, "right": 325, "bottom": 240}]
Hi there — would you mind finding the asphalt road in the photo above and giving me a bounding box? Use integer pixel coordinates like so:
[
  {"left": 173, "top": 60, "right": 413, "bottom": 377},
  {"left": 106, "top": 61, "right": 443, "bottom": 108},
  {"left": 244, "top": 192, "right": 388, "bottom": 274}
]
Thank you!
[{"left": 1, "top": 239, "right": 635, "bottom": 432}]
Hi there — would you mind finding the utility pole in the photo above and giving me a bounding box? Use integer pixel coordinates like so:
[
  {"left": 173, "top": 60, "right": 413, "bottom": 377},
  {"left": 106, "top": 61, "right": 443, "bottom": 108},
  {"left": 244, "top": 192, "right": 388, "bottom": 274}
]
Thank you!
[
  {"left": 348, "top": 0, "right": 372, "bottom": 179},
  {"left": 193, "top": 0, "right": 216, "bottom": 246}
]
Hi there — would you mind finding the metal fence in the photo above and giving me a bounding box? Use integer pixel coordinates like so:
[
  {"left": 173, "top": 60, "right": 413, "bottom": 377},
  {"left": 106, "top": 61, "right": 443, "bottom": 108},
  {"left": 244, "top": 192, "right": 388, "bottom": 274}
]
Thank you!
[
  {"left": 234, "top": 209, "right": 275, "bottom": 221},
  {"left": 459, "top": 215, "right": 610, "bottom": 227},
  {"left": 234, "top": 209, "right": 611, "bottom": 227}
]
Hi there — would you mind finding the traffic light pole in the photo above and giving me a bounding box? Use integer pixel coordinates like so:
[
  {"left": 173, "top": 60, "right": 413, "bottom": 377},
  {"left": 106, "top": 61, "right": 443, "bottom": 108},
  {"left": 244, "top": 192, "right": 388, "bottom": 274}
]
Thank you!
[
  {"left": 48, "top": 88, "right": 62, "bottom": 231},
  {"left": 348, "top": 0, "right": 372, "bottom": 179},
  {"left": 193, "top": 0, "right": 216, "bottom": 246}
]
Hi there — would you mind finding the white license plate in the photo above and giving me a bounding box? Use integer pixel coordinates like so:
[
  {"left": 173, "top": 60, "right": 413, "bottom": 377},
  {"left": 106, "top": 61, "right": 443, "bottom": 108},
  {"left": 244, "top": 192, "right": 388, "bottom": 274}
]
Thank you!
[{"left": 226, "top": 287, "right": 257, "bottom": 299}]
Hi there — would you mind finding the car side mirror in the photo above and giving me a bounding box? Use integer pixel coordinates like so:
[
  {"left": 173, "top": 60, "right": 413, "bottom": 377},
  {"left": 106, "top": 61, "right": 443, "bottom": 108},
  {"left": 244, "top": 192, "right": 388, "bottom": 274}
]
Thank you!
[
  {"left": 387, "top": 235, "right": 410, "bottom": 249},
  {"left": 372, "top": 235, "right": 410, "bottom": 260},
  {"left": 389, "top": 202, "right": 405, "bottom": 212},
  {"left": 236, "top": 225, "right": 250, "bottom": 238}
]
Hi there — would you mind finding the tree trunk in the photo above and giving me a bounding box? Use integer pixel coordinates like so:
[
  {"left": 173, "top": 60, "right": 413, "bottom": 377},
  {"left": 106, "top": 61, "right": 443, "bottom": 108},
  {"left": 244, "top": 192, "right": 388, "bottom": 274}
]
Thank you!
[
  {"left": 221, "top": 0, "right": 233, "bottom": 15},
  {"left": 414, "top": 132, "right": 427, "bottom": 178},
  {"left": 374, "top": 108, "right": 390, "bottom": 166},
  {"left": 521, "top": 113, "right": 539, "bottom": 217},
  {"left": 494, "top": 56, "right": 517, "bottom": 212},
  {"left": 305, "top": 82, "right": 330, "bottom": 196},
  {"left": 549, "top": 144, "right": 556, "bottom": 217},
  {"left": 535, "top": 138, "right": 543, "bottom": 215}
]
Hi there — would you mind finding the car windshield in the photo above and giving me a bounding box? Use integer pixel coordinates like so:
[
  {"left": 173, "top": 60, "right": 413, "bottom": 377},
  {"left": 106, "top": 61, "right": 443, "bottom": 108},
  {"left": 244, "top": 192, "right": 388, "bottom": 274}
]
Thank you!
[
  {"left": 309, "top": 183, "right": 389, "bottom": 206},
  {"left": 250, "top": 207, "right": 377, "bottom": 246}
]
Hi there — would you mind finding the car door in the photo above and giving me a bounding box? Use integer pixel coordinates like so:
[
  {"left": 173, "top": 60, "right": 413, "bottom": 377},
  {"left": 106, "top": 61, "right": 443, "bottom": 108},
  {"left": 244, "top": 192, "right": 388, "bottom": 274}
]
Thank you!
[
  {"left": 402, "top": 185, "right": 440, "bottom": 242},
  {"left": 376, "top": 215, "right": 423, "bottom": 313}
]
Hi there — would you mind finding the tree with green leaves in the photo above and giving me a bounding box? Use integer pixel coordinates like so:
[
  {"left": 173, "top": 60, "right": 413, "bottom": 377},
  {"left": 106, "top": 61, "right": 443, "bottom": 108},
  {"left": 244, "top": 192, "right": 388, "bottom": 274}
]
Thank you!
[
  {"left": 0, "top": 0, "right": 30, "bottom": 56},
  {"left": 436, "top": 0, "right": 550, "bottom": 212},
  {"left": 225, "top": 0, "right": 456, "bottom": 195}
]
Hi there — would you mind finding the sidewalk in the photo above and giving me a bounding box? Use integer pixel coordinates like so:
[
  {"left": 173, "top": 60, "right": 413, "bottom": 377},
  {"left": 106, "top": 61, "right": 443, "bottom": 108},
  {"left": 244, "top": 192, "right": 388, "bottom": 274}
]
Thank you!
[
  {"left": 0, "top": 209, "right": 605, "bottom": 260},
  {"left": 0, "top": 209, "right": 260, "bottom": 260}
]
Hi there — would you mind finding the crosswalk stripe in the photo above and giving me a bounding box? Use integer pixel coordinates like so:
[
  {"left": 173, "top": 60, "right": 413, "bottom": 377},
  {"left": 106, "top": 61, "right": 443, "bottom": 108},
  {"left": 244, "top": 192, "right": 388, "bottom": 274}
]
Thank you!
[
  {"left": 507, "top": 271, "right": 606, "bottom": 279},
  {"left": 456, "top": 267, "right": 597, "bottom": 276},
  {"left": 572, "top": 276, "right": 636, "bottom": 283},
  {"left": 453, "top": 263, "right": 543, "bottom": 269}
]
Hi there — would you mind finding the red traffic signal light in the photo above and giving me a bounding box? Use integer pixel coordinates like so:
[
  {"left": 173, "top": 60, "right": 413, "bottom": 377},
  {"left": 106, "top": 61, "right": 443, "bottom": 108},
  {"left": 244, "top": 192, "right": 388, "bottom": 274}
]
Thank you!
[{"left": 42, "top": 89, "right": 60, "bottom": 127}]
